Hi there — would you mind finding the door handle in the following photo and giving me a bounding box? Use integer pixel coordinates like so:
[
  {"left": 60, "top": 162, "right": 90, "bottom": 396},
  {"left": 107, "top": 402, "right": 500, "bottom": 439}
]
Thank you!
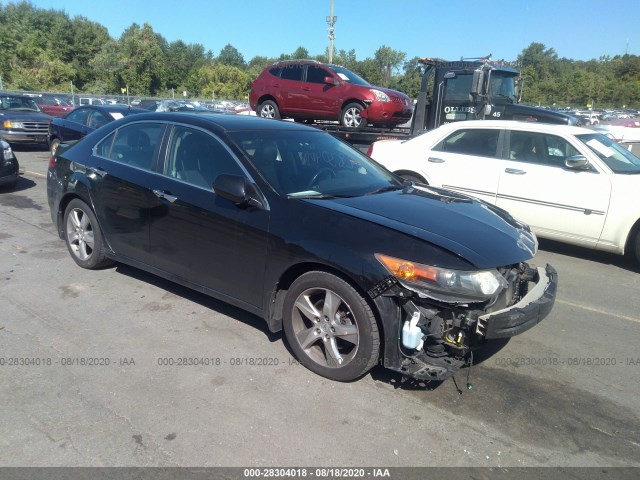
[
  {"left": 428, "top": 157, "right": 445, "bottom": 163},
  {"left": 302, "top": 87, "right": 310, "bottom": 91},
  {"left": 87, "top": 166, "right": 107, "bottom": 178},
  {"left": 153, "top": 190, "right": 178, "bottom": 203},
  {"left": 505, "top": 168, "right": 526, "bottom": 175}
]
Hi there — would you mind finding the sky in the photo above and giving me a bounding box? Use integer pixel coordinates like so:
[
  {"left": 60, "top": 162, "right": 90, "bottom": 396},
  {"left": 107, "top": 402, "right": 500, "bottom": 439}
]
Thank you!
[{"left": 25, "top": 0, "right": 640, "bottom": 63}]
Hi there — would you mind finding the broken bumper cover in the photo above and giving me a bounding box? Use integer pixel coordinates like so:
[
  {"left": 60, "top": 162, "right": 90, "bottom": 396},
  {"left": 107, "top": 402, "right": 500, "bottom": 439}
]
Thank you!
[{"left": 477, "top": 264, "right": 557, "bottom": 339}]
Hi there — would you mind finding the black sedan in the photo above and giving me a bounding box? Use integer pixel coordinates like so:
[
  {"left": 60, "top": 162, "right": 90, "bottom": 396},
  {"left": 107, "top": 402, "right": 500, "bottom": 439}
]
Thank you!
[
  {"left": 47, "top": 104, "right": 146, "bottom": 155},
  {"left": 1, "top": 139, "right": 19, "bottom": 189},
  {"left": 47, "top": 113, "right": 557, "bottom": 382}
]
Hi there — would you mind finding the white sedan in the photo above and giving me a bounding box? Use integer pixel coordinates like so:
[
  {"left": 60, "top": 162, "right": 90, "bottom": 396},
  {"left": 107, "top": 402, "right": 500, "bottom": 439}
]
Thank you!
[{"left": 367, "top": 120, "right": 640, "bottom": 264}]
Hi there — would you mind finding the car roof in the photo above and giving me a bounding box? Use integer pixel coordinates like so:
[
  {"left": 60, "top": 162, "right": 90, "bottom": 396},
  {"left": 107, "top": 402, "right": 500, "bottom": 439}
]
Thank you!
[
  {"left": 430, "top": 119, "right": 597, "bottom": 136},
  {"left": 77, "top": 104, "right": 147, "bottom": 113},
  {"left": 121, "top": 112, "right": 321, "bottom": 133}
]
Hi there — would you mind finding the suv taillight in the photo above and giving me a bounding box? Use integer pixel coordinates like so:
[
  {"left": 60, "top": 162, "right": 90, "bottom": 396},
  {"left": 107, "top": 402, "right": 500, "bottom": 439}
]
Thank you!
[{"left": 48, "top": 156, "right": 56, "bottom": 169}]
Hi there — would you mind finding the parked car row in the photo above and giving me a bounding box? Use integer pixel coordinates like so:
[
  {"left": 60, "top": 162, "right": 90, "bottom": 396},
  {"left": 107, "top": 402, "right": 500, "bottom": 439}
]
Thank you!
[{"left": 367, "top": 119, "right": 640, "bottom": 265}]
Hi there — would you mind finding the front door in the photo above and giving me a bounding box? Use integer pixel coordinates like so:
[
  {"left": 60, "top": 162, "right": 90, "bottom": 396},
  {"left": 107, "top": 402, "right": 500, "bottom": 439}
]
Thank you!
[{"left": 148, "top": 125, "right": 270, "bottom": 308}]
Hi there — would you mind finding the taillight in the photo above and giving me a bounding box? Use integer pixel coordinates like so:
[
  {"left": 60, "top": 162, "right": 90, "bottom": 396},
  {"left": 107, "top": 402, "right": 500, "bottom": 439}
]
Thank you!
[
  {"left": 366, "top": 144, "right": 374, "bottom": 157},
  {"left": 48, "top": 155, "right": 56, "bottom": 169}
]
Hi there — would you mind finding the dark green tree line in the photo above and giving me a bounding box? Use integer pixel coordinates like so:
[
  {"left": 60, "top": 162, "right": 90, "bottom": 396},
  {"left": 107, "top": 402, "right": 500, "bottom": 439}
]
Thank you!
[{"left": 1, "top": 2, "right": 638, "bottom": 106}]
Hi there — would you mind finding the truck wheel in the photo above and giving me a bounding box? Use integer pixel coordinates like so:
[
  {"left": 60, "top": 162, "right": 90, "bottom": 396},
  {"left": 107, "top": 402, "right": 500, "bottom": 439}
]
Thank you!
[
  {"left": 341, "top": 103, "right": 367, "bottom": 129},
  {"left": 283, "top": 271, "right": 379, "bottom": 382},
  {"left": 63, "top": 199, "right": 112, "bottom": 269},
  {"left": 257, "top": 100, "right": 281, "bottom": 119}
]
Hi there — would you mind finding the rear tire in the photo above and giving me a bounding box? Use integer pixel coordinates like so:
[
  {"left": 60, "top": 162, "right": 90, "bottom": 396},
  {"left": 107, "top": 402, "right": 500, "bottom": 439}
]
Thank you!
[
  {"left": 634, "top": 230, "right": 640, "bottom": 266},
  {"left": 283, "top": 271, "right": 379, "bottom": 381},
  {"left": 257, "top": 100, "right": 281, "bottom": 119},
  {"left": 63, "top": 199, "right": 112, "bottom": 269}
]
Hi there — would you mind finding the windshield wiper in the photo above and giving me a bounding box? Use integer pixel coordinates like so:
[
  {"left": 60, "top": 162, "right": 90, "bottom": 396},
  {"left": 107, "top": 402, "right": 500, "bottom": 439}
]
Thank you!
[
  {"left": 288, "top": 192, "right": 355, "bottom": 199},
  {"left": 364, "top": 185, "right": 406, "bottom": 195}
]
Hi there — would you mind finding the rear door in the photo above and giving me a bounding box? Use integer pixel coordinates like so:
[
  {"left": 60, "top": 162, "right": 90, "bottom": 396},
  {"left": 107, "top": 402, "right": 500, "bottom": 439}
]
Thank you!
[
  {"left": 496, "top": 129, "right": 611, "bottom": 246},
  {"left": 59, "top": 107, "right": 92, "bottom": 142},
  {"left": 88, "top": 121, "right": 167, "bottom": 263},
  {"left": 423, "top": 127, "right": 504, "bottom": 204},
  {"left": 277, "top": 63, "right": 306, "bottom": 115}
]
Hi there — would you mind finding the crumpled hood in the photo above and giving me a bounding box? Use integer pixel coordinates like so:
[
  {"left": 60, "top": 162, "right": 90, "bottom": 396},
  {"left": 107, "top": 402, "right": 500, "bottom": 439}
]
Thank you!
[{"left": 306, "top": 186, "right": 537, "bottom": 269}]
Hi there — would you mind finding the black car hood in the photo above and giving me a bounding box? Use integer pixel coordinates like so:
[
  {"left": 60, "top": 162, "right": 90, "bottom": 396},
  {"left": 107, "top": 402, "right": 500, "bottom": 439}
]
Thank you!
[{"left": 305, "top": 185, "right": 537, "bottom": 269}]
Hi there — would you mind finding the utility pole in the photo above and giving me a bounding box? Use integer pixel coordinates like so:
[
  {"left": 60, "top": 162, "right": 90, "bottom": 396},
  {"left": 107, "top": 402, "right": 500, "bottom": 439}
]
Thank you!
[
  {"left": 0, "top": 75, "right": 4, "bottom": 91},
  {"left": 326, "top": 0, "right": 337, "bottom": 64}
]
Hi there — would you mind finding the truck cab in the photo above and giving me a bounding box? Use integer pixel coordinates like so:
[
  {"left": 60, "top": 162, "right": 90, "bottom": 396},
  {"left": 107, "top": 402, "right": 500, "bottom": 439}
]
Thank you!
[{"left": 411, "top": 57, "right": 579, "bottom": 135}]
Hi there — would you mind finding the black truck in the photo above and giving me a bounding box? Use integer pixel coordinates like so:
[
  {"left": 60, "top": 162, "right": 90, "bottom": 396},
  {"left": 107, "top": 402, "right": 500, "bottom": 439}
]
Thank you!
[{"left": 323, "top": 56, "right": 579, "bottom": 146}]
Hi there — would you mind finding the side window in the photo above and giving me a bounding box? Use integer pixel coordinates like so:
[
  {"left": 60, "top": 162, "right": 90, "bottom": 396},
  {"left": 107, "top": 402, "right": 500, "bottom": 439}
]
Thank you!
[
  {"left": 268, "top": 67, "right": 282, "bottom": 77},
  {"left": 509, "top": 132, "right": 542, "bottom": 164},
  {"left": 165, "top": 126, "right": 243, "bottom": 189},
  {"left": 306, "top": 65, "right": 330, "bottom": 84},
  {"left": 444, "top": 74, "right": 473, "bottom": 101},
  {"left": 280, "top": 64, "right": 304, "bottom": 81},
  {"left": 66, "top": 108, "right": 90, "bottom": 125},
  {"left": 88, "top": 111, "right": 109, "bottom": 129},
  {"left": 433, "top": 129, "right": 500, "bottom": 158},
  {"left": 95, "top": 123, "right": 163, "bottom": 170},
  {"left": 543, "top": 134, "right": 581, "bottom": 167}
]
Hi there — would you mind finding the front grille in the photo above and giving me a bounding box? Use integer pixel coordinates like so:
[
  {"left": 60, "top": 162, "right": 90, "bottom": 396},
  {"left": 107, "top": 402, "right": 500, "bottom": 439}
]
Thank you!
[
  {"left": 391, "top": 96, "right": 412, "bottom": 108},
  {"left": 22, "top": 122, "right": 49, "bottom": 133}
]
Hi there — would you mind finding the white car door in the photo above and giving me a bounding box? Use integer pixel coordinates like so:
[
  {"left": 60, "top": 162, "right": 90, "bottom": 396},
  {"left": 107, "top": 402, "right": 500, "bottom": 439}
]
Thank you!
[
  {"left": 421, "top": 127, "right": 504, "bottom": 204},
  {"left": 496, "top": 130, "right": 611, "bottom": 246}
]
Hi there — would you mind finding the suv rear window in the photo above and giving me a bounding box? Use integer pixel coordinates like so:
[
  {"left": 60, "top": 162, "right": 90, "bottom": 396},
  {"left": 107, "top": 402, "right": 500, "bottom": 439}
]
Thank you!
[{"left": 280, "top": 64, "right": 304, "bottom": 81}]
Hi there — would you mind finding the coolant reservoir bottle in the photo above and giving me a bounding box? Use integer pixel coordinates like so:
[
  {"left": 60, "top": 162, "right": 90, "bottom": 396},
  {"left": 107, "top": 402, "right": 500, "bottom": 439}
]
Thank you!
[{"left": 402, "top": 311, "right": 423, "bottom": 350}]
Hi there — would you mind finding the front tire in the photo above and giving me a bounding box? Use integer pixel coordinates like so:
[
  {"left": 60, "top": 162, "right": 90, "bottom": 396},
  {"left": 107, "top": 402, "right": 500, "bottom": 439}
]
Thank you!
[
  {"left": 257, "top": 100, "right": 281, "bottom": 119},
  {"left": 283, "top": 271, "right": 379, "bottom": 381},
  {"left": 63, "top": 199, "right": 111, "bottom": 269},
  {"left": 341, "top": 102, "right": 367, "bottom": 129}
]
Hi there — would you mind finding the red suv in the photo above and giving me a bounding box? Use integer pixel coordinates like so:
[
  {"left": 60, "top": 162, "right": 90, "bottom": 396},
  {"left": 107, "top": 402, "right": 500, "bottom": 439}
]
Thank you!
[{"left": 250, "top": 60, "right": 413, "bottom": 129}]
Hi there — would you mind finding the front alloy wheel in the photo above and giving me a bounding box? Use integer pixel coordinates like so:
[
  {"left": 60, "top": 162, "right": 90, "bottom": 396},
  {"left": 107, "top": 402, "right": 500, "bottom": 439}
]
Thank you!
[
  {"left": 341, "top": 102, "right": 367, "bottom": 129},
  {"left": 283, "top": 271, "right": 379, "bottom": 381}
]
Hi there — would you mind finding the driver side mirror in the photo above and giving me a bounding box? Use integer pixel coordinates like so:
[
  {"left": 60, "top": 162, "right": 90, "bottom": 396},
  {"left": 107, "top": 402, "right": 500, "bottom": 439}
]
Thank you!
[
  {"left": 471, "top": 69, "right": 485, "bottom": 95},
  {"left": 324, "top": 76, "right": 340, "bottom": 86},
  {"left": 213, "top": 174, "right": 264, "bottom": 208},
  {"left": 565, "top": 155, "right": 591, "bottom": 170}
]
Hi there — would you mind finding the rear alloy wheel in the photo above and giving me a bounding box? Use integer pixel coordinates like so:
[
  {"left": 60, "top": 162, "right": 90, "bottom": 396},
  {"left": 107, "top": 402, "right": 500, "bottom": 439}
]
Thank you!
[
  {"left": 341, "top": 102, "right": 367, "bottom": 129},
  {"left": 283, "top": 271, "right": 379, "bottom": 381},
  {"left": 63, "top": 199, "right": 111, "bottom": 269},
  {"left": 257, "top": 100, "right": 281, "bottom": 119}
]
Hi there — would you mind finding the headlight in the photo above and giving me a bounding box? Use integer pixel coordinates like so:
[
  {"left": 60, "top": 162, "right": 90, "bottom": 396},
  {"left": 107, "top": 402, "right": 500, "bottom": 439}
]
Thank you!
[
  {"left": 375, "top": 253, "right": 508, "bottom": 304},
  {"left": 3, "top": 145, "right": 13, "bottom": 161},
  {"left": 3, "top": 120, "right": 25, "bottom": 129},
  {"left": 370, "top": 89, "right": 390, "bottom": 102}
]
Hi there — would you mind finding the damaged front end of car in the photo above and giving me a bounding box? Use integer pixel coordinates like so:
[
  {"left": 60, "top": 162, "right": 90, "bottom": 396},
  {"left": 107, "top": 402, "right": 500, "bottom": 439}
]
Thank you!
[{"left": 370, "top": 252, "right": 557, "bottom": 382}]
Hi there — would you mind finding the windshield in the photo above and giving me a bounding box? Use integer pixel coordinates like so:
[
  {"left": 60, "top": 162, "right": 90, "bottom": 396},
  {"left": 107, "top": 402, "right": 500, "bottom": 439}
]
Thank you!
[
  {"left": 489, "top": 73, "right": 517, "bottom": 103},
  {"left": 229, "top": 130, "right": 400, "bottom": 197},
  {"left": 0, "top": 96, "right": 41, "bottom": 112},
  {"left": 327, "top": 66, "right": 370, "bottom": 86},
  {"left": 576, "top": 133, "right": 640, "bottom": 174}
]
